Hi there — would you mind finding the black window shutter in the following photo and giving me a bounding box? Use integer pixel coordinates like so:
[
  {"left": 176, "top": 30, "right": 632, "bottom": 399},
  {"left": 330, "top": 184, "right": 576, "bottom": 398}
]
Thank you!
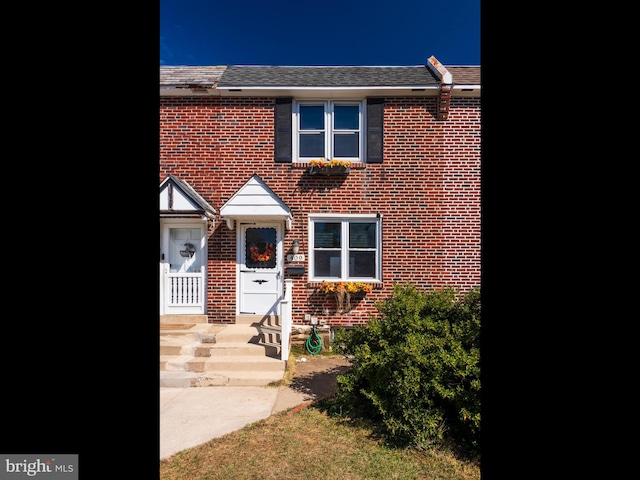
[
  {"left": 275, "top": 97, "right": 292, "bottom": 163},
  {"left": 366, "top": 98, "right": 384, "bottom": 163}
]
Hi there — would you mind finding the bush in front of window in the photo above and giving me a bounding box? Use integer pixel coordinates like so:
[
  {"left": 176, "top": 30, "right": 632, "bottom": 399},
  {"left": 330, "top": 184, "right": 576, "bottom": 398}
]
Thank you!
[{"left": 326, "top": 283, "right": 481, "bottom": 460}]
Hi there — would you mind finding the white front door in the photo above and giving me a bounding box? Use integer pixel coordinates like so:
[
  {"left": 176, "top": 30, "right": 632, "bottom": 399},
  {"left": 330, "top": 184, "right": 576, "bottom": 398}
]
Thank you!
[
  {"left": 239, "top": 223, "right": 283, "bottom": 315},
  {"left": 160, "top": 222, "right": 206, "bottom": 315}
]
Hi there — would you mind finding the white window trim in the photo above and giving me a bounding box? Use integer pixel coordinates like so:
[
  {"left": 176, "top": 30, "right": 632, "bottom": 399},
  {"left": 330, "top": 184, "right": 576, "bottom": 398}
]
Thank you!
[
  {"left": 308, "top": 213, "right": 382, "bottom": 283},
  {"left": 292, "top": 100, "right": 365, "bottom": 163}
]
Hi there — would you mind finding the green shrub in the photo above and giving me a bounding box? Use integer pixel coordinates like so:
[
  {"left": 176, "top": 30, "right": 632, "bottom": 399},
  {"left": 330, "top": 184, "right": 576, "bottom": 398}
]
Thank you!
[{"left": 329, "top": 283, "right": 480, "bottom": 458}]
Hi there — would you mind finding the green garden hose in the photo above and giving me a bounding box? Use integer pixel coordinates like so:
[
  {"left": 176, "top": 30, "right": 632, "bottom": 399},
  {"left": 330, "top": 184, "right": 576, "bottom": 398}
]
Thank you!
[{"left": 305, "top": 326, "right": 323, "bottom": 355}]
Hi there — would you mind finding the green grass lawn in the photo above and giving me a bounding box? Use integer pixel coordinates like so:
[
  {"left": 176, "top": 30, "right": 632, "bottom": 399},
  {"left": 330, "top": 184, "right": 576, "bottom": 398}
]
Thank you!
[
  {"left": 160, "top": 347, "right": 480, "bottom": 480},
  {"left": 160, "top": 405, "right": 480, "bottom": 479}
]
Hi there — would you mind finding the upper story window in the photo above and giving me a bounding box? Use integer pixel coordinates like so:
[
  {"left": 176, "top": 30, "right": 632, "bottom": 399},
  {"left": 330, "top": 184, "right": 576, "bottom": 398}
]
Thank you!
[
  {"left": 274, "top": 97, "right": 383, "bottom": 165},
  {"left": 308, "top": 214, "right": 382, "bottom": 283},
  {"left": 294, "top": 101, "right": 363, "bottom": 163}
]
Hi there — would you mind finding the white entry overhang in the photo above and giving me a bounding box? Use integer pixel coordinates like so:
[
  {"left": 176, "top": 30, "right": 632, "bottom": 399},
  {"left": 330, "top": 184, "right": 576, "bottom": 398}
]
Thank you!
[
  {"left": 159, "top": 174, "right": 216, "bottom": 225},
  {"left": 220, "top": 174, "right": 292, "bottom": 230}
]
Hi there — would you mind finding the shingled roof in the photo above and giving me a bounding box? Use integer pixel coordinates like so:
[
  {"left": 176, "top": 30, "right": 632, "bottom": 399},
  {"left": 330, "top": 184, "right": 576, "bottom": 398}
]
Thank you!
[
  {"left": 446, "top": 66, "right": 480, "bottom": 86},
  {"left": 160, "top": 66, "right": 227, "bottom": 87},
  {"left": 160, "top": 64, "right": 480, "bottom": 88},
  {"left": 217, "top": 65, "right": 443, "bottom": 88}
]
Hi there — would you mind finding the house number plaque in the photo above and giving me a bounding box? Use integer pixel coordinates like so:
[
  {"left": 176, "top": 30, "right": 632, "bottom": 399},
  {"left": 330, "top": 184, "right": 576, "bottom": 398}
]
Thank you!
[{"left": 286, "top": 254, "right": 305, "bottom": 262}]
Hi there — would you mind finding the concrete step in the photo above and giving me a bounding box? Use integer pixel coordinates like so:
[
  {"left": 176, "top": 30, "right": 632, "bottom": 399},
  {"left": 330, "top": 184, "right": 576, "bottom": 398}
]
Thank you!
[
  {"left": 214, "top": 324, "right": 282, "bottom": 345},
  {"left": 235, "top": 314, "right": 281, "bottom": 326},
  {"left": 196, "top": 370, "right": 286, "bottom": 387},
  {"left": 186, "top": 355, "right": 286, "bottom": 373},
  {"left": 160, "top": 370, "right": 199, "bottom": 387},
  {"left": 161, "top": 354, "right": 195, "bottom": 371},
  {"left": 160, "top": 333, "right": 201, "bottom": 343},
  {"left": 159, "top": 370, "right": 285, "bottom": 387},
  {"left": 160, "top": 314, "right": 208, "bottom": 324},
  {"left": 159, "top": 319, "right": 286, "bottom": 387},
  {"left": 160, "top": 339, "right": 211, "bottom": 356},
  {"left": 160, "top": 322, "right": 221, "bottom": 334},
  {"left": 213, "top": 325, "right": 262, "bottom": 342},
  {"left": 160, "top": 343, "right": 187, "bottom": 356},
  {"left": 210, "top": 342, "right": 279, "bottom": 357}
]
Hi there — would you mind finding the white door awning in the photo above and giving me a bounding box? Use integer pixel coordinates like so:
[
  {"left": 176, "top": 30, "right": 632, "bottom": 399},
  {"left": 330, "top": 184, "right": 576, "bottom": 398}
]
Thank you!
[
  {"left": 220, "top": 174, "right": 292, "bottom": 230},
  {"left": 159, "top": 174, "right": 217, "bottom": 226}
]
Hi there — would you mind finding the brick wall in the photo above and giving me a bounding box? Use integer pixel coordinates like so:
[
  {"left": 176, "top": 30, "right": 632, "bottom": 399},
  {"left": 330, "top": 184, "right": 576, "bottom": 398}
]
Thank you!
[{"left": 160, "top": 95, "right": 480, "bottom": 326}]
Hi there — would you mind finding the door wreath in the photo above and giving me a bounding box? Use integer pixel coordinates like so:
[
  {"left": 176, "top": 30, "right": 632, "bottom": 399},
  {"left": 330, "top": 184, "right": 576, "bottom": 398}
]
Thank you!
[{"left": 250, "top": 242, "right": 275, "bottom": 263}]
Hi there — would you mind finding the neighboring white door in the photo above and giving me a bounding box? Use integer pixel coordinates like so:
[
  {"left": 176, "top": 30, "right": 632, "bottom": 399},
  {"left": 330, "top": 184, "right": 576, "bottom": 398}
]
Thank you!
[
  {"left": 239, "top": 223, "right": 282, "bottom": 316},
  {"left": 160, "top": 222, "right": 206, "bottom": 315}
]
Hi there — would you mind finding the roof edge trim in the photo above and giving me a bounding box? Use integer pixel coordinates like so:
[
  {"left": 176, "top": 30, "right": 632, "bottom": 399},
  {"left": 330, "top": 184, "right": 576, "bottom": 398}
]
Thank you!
[{"left": 216, "top": 85, "right": 441, "bottom": 91}]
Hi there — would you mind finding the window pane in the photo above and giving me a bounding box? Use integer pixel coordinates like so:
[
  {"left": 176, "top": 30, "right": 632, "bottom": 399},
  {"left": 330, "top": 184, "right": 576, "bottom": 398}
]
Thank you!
[
  {"left": 314, "top": 251, "right": 342, "bottom": 277},
  {"left": 349, "top": 251, "right": 376, "bottom": 277},
  {"left": 334, "top": 105, "right": 359, "bottom": 130},
  {"left": 300, "top": 133, "right": 325, "bottom": 157},
  {"left": 314, "top": 222, "right": 341, "bottom": 247},
  {"left": 169, "top": 228, "right": 202, "bottom": 273},
  {"left": 349, "top": 223, "right": 376, "bottom": 248},
  {"left": 300, "top": 105, "right": 325, "bottom": 130},
  {"left": 334, "top": 133, "right": 359, "bottom": 157},
  {"left": 245, "top": 227, "right": 277, "bottom": 269}
]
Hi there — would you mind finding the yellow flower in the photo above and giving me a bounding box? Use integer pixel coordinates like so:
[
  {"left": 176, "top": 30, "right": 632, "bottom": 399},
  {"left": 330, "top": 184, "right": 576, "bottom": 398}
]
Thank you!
[
  {"left": 319, "top": 281, "right": 372, "bottom": 294},
  {"left": 309, "top": 158, "right": 351, "bottom": 169},
  {"left": 319, "top": 281, "right": 335, "bottom": 294}
]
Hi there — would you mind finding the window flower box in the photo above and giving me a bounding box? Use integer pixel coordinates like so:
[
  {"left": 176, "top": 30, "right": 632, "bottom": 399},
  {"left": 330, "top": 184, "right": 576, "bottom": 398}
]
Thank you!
[
  {"left": 318, "top": 281, "right": 373, "bottom": 313},
  {"left": 307, "top": 159, "right": 351, "bottom": 176}
]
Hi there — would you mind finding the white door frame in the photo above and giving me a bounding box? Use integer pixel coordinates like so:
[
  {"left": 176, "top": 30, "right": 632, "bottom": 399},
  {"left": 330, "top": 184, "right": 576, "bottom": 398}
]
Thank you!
[
  {"left": 236, "top": 221, "right": 283, "bottom": 316},
  {"left": 160, "top": 218, "right": 207, "bottom": 315}
]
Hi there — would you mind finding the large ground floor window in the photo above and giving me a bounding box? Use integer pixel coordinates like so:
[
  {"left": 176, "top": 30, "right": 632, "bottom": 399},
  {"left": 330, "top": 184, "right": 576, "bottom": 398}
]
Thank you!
[{"left": 308, "top": 214, "right": 382, "bottom": 282}]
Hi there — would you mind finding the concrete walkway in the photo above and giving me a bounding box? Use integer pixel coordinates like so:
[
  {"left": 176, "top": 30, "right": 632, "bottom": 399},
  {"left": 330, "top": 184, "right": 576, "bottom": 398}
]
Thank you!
[
  {"left": 161, "top": 386, "right": 284, "bottom": 459},
  {"left": 160, "top": 356, "right": 348, "bottom": 460}
]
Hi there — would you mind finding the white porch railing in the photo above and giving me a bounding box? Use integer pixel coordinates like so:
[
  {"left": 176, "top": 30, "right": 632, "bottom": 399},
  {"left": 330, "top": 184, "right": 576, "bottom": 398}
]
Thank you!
[
  {"left": 167, "top": 272, "right": 204, "bottom": 307},
  {"left": 280, "top": 279, "right": 293, "bottom": 361}
]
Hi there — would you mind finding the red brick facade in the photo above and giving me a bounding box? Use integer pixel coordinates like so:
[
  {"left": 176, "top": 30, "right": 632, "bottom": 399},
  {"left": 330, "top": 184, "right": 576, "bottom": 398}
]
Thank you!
[{"left": 160, "top": 95, "right": 480, "bottom": 326}]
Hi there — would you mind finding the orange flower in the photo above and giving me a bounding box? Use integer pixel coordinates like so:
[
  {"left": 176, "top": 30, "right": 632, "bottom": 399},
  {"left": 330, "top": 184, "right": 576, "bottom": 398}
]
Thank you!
[
  {"left": 319, "top": 281, "right": 336, "bottom": 294},
  {"left": 319, "top": 281, "right": 372, "bottom": 295},
  {"left": 309, "top": 158, "right": 351, "bottom": 169}
]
